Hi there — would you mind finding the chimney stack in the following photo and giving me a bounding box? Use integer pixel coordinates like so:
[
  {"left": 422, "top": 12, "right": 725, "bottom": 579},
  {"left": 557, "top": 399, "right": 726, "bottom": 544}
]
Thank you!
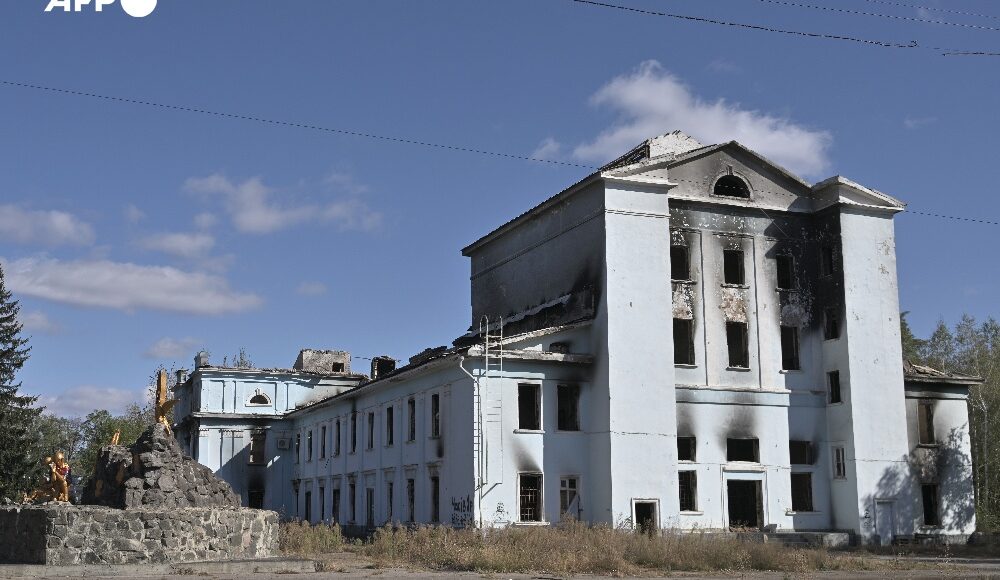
[{"left": 195, "top": 351, "right": 210, "bottom": 368}]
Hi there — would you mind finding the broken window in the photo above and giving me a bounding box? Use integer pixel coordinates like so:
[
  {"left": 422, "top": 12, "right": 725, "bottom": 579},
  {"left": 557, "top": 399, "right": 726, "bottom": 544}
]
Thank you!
[
  {"left": 922, "top": 484, "right": 940, "bottom": 526},
  {"left": 820, "top": 246, "right": 835, "bottom": 276},
  {"left": 350, "top": 413, "right": 357, "bottom": 453},
  {"left": 833, "top": 446, "right": 846, "bottom": 479},
  {"left": 679, "top": 471, "right": 698, "bottom": 511},
  {"left": 674, "top": 318, "right": 695, "bottom": 366},
  {"left": 714, "top": 175, "right": 750, "bottom": 198},
  {"left": 430, "top": 475, "right": 441, "bottom": 523},
  {"left": 406, "top": 478, "right": 415, "bottom": 522},
  {"left": 386, "top": 405, "right": 394, "bottom": 446},
  {"left": 776, "top": 254, "right": 795, "bottom": 290},
  {"left": 557, "top": 384, "right": 580, "bottom": 431},
  {"left": 430, "top": 394, "right": 441, "bottom": 438},
  {"left": 726, "top": 321, "right": 749, "bottom": 368},
  {"left": 407, "top": 398, "right": 416, "bottom": 441},
  {"left": 677, "top": 436, "right": 696, "bottom": 461},
  {"left": 791, "top": 473, "right": 814, "bottom": 512},
  {"left": 307, "top": 430, "right": 313, "bottom": 462},
  {"left": 519, "top": 473, "right": 543, "bottom": 522},
  {"left": 518, "top": 384, "right": 541, "bottom": 430},
  {"left": 367, "top": 412, "right": 375, "bottom": 449},
  {"left": 249, "top": 431, "right": 266, "bottom": 465},
  {"left": 828, "top": 371, "right": 842, "bottom": 404},
  {"left": 824, "top": 308, "right": 840, "bottom": 340},
  {"left": 727, "top": 438, "right": 759, "bottom": 462},
  {"left": 320, "top": 426, "right": 327, "bottom": 458},
  {"left": 789, "top": 440, "right": 812, "bottom": 465},
  {"left": 560, "top": 476, "right": 579, "bottom": 517},
  {"left": 918, "top": 401, "right": 936, "bottom": 445},
  {"left": 780, "top": 326, "right": 800, "bottom": 371},
  {"left": 671, "top": 245, "right": 690, "bottom": 281},
  {"left": 723, "top": 249, "right": 745, "bottom": 285}
]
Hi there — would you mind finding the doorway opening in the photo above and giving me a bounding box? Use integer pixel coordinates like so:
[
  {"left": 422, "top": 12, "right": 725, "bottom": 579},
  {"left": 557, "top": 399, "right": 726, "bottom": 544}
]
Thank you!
[
  {"left": 727, "top": 480, "right": 763, "bottom": 530},
  {"left": 634, "top": 501, "right": 658, "bottom": 534}
]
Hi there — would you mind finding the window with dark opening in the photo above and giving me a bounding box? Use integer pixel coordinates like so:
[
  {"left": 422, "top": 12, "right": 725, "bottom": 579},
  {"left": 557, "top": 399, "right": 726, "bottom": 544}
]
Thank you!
[
  {"left": 349, "top": 481, "right": 356, "bottom": 522},
  {"left": 518, "top": 384, "right": 541, "bottom": 430},
  {"left": 367, "top": 412, "right": 375, "bottom": 449},
  {"left": 922, "top": 484, "right": 940, "bottom": 526},
  {"left": 828, "top": 371, "right": 842, "bottom": 404},
  {"left": 249, "top": 393, "right": 270, "bottom": 405},
  {"left": 295, "top": 433, "right": 301, "bottom": 463},
  {"left": 557, "top": 384, "right": 580, "bottom": 431},
  {"left": 919, "top": 401, "right": 936, "bottom": 445},
  {"left": 386, "top": 406, "right": 394, "bottom": 446},
  {"left": 726, "top": 321, "right": 749, "bottom": 368},
  {"left": 674, "top": 318, "right": 695, "bottom": 365},
  {"left": 407, "top": 398, "right": 416, "bottom": 441},
  {"left": 560, "top": 477, "right": 578, "bottom": 517},
  {"left": 679, "top": 471, "right": 698, "bottom": 511},
  {"left": 430, "top": 394, "right": 441, "bottom": 438},
  {"left": 671, "top": 245, "right": 690, "bottom": 281},
  {"left": 307, "top": 430, "right": 313, "bottom": 461},
  {"left": 519, "top": 473, "right": 542, "bottom": 522},
  {"left": 321, "top": 426, "right": 327, "bottom": 458},
  {"left": 776, "top": 254, "right": 795, "bottom": 290},
  {"left": 677, "top": 436, "right": 696, "bottom": 461},
  {"left": 430, "top": 475, "right": 441, "bottom": 523},
  {"left": 791, "top": 473, "right": 814, "bottom": 512},
  {"left": 249, "top": 431, "right": 266, "bottom": 465},
  {"left": 781, "top": 326, "right": 800, "bottom": 370},
  {"left": 789, "top": 440, "right": 812, "bottom": 465},
  {"left": 248, "top": 489, "right": 264, "bottom": 509},
  {"left": 824, "top": 308, "right": 840, "bottom": 340},
  {"left": 386, "top": 481, "right": 393, "bottom": 522},
  {"left": 350, "top": 413, "right": 357, "bottom": 453},
  {"left": 304, "top": 491, "right": 312, "bottom": 523},
  {"left": 714, "top": 175, "right": 750, "bottom": 198},
  {"left": 833, "top": 446, "right": 846, "bottom": 478},
  {"left": 332, "top": 488, "right": 340, "bottom": 524},
  {"left": 331, "top": 362, "right": 345, "bottom": 373},
  {"left": 319, "top": 487, "right": 325, "bottom": 522},
  {"left": 821, "top": 246, "right": 835, "bottom": 276},
  {"left": 366, "top": 488, "right": 375, "bottom": 528},
  {"left": 723, "top": 249, "right": 745, "bottom": 285},
  {"left": 727, "top": 438, "right": 759, "bottom": 462},
  {"left": 406, "top": 478, "right": 415, "bottom": 522}
]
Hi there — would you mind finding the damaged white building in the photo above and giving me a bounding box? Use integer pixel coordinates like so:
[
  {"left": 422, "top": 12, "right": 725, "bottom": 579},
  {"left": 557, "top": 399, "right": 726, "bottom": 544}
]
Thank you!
[{"left": 174, "top": 131, "right": 979, "bottom": 545}]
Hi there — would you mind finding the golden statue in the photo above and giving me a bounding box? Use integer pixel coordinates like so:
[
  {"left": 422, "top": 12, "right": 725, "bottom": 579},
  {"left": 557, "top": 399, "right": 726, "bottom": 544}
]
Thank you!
[
  {"left": 155, "top": 370, "right": 177, "bottom": 436},
  {"left": 24, "top": 452, "right": 71, "bottom": 503}
]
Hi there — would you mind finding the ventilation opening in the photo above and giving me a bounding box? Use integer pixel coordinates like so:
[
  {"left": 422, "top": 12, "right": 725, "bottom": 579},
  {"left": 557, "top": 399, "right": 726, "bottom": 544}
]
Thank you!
[{"left": 714, "top": 175, "right": 750, "bottom": 198}]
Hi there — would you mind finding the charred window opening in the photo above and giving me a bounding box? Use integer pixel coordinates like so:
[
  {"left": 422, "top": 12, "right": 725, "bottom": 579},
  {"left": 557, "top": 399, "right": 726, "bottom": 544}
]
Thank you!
[
  {"left": 780, "top": 326, "right": 800, "bottom": 371},
  {"left": 249, "top": 431, "right": 266, "bottom": 465},
  {"left": 789, "top": 440, "right": 813, "bottom": 465},
  {"left": 350, "top": 413, "right": 357, "bottom": 454},
  {"left": 824, "top": 308, "right": 840, "bottom": 340},
  {"left": 674, "top": 318, "right": 695, "bottom": 366},
  {"left": 557, "top": 384, "right": 580, "bottom": 431},
  {"left": 430, "top": 393, "right": 441, "bottom": 438},
  {"left": 248, "top": 489, "right": 264, "bottom": 509},
  {"left": 776, "top": 254, "right": 795, "bottom": 290},
  {"left": 331, "top": 362, "right": 345, "bottom": 373},
  {"left": 833, "top": 446, "right": 847, "bottom": 479},
  {"left": 726, "top": 321, "right": 749, "bottom": 368},
  {"left": 828, "top": 371, "right": 842, "bottom": 404},
  {"left": 919, "top": 401, "right": 936, "bottom": 445},
  {"left": 407, "top": 398, "right": 416, "bottom": 442},
  {"left": 519, "top": 474, "right": 543, "bottom": 522},
  {"left": 671, "top": 245, "right": 690, "bottom": 281},
  {"left": 249, "top": 393, "right": 270, "bottom": 405},
  {"left": 723, "top": 249, "right": 745, "bottom": 285},
  {"left": 727, "top": 438, "right": 759, "bottom": 462},
  {"left": 714, "top": 175, "right": 750, "bottom": 198},
  {"left": 677, "top": 436, "right": 696, "bottom": 461},
  {"left": 791, "top": 473, "right": 814, "bottom": 512},
  {"left": 386, "top": 406, "right": 394, "bottom": 446},
  {"left": 560, "top": 477, "right": 579, "bottom": 517},
  {"left": 430, "top": 476, "right": 441, "bottom": 523},
  {"left": 518, "top": 384, "right": 541, "bottom": 431},
  {"left": 679, "top": 471, "right": 698, "bottom": 511},
  {"left": 820, "top": 246, "right": 836, "bottom": 276},
  {"left": 922, "top": 484, "right": 940, "bottom": 526},
  {"left": 367, "top": 412, "right": 375, "bottom": 450}
]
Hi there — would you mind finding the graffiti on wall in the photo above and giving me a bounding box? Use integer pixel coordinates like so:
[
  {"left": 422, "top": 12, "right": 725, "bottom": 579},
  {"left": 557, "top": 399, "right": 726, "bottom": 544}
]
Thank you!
[{"left": 451, "top": 495, "right": 474, "bottom": 527}]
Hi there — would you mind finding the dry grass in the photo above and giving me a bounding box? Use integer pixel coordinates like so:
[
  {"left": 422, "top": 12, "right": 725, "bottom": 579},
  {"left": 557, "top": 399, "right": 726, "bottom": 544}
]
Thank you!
[{"left": 279, "top": 520, "right": 346, "bottom": 556}]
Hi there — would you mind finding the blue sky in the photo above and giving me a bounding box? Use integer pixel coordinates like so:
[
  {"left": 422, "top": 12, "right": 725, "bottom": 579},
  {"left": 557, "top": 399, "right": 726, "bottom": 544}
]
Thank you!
[{"left": 2, "top": 0, "right": 998, "bottom": 416}]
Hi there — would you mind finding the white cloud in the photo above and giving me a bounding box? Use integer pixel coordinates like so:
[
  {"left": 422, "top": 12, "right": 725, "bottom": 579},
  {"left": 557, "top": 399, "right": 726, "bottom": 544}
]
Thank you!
[
  {"left": 184, "top": 174, "right": 382, "bottom": 234},
  {"left": 325, "top": 172, "right": 370, "bottom": 195},
  {"left": 194, "top": 212, "right": 217, "bottom": 229},
  {"left": 140, "top": 232, "right": 215, "bottom": 259},
  {"left": 573, "top": 60, "right": 833, "bottom": 177},
  {"left": 2, "top": 256, "right": 262, "bottom": 315},
  {"left": 145, "top": 337, "right": 202, "bottom": 359},
  {"left": 34, "top": 385, "right": 145, "bottom": 418},
  {"left": 904, "top": 116, "right": 937, "bottom": 130},
  {"left": 0, "top": 205, "right": 95, "bottom": 247},
  {"left": 124, "top": 204, "right": 145, "bottom": 225},
  {"left": 296, "top": 281, "right": 328, "bottom": 296},
  {"left": 707, "top": 58, "right": 742, "bottom": 74},
  {"left": 20, "top": 310, "right": 61, "bottom": 335},
  {"left": 531, "top": 137, "right": 563, "bottom": 160}
]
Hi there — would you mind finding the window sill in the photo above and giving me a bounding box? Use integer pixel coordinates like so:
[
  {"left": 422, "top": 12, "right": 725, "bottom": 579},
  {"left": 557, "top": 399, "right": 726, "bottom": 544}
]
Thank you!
[
  {"left": 555, "top": 429, "right": 582, "bottom": 434},
  {"left": 680, "top": 510, "right": 704, "bottom": 516},
  {"left": 678, "top": 460, "right": 696, "bottom": 465},
  {"left": 776, "top": 288, "right": 799, "bottom": 293},
  {"left": 512, "top": 520, "right": 549, "bottom": 526},
  {"left": 675, "top": 364, "right": 698, "bottom": 369},
  {"left": 721, "top": 283, "right": 750, "bottom": 290},
  {"left": 832, "top": 476, "right": 847, "bottom": 481},
  {"left": 514, "top": 429, "right": 545, "bottom": 434},
  {"left": 671, "top": 279, "right": 697, "bottom": 285},
  {"left": 786, "top": 510, "right": 821, "bottom": 515},
  {"left": 779, "top": 369, "right": 803, "bottom": 374},
  {"left": 823, "top": 337, "right": 841, "bottom": 342},
  {"left": 726, "top": 367, "right": 752, "bottom": 372},
  {"left": 723, "top": 463, "right": 765, "bottom": 473},
  {"left": 827, "top": 401, "right": 844, "bottom": 407},
  {"left": 429, "top": 435, "right": 441, "bottom": 440}
]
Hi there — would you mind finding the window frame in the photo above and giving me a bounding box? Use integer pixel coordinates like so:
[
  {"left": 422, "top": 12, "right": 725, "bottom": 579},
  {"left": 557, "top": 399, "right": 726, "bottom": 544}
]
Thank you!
[
  {"left": 833, "top": 446, "right": 847, "bottom": 479},
  {"left": 517, "top": 383, "right": 542, "bottom": 432},
  {"left": 407, "top": 398, "right": 416, "bottom": 442},
  {"left": 775, "top": 254, "right": 795, "bottom": 290},
  {"left": 670, "top": 245, "right": 690, "bottom": 281},
  {"left": 824, "top": 307, "right": 841, "bottom": 340},
  {"left": 918, "top": 401, "right": 937, "bottom": 446},
  {"left": 248, "top": 430, "right": 267, "bottom": 465},
  {"left": 557, "top": 384, "right": 581, "bottom": 432},
  {"left": 306, "top": 430, "right": 313, "bottom": 462},
  {"left": 723, "top": 248, "right": 746, "bottom": 285},
  {"left": 678, "top": 470, "right": 698, "bottom": 512},
  {"left": 790, "top": 472, "right": 814, "bottom": 512},
  {"left": 518, "top": 472, "right": 544, "bottom": 522},
  {"left": 726, "top": 437, "right": 760, "bottom": 463},
  {"left": 789, "top": 440, "right": 812, "bottom": 465},
  {"left": 673, "top": 318, "right": 696, "bottom": 366},
  {"left": 320, "top": 425, "right": 327, "bottom": 459},
  {"left": 713, "top": 174, "right": 751, "bottom": 199},
  {"left": 780, "top": 325, "right": 801, "bottom": 371},
  {"left": 726, "top": 321, "right": 750, "bottom": 369},
  {"left": 922, "top": 483, "right": 940, "bottom": 527},
  {"left": 430, "top": 475, "right": 441, "bottom": 523},
  {"left": 677, "top": 436, "right": 697, "bottom": 462},
  {"left": 386, "top": 405, "right": 395, "bottom": 447},
  {"left": 367, "top": 411, "right": 375, "bottom": 450},
  {"left": 828, "top": 371, "right": 842, "bottom": 404},
  {"left": 430, "top": 393, "right": 441, "bottom": 439},
  {"left": 559, "top": 476, "right": 579, "bottom": 518}
]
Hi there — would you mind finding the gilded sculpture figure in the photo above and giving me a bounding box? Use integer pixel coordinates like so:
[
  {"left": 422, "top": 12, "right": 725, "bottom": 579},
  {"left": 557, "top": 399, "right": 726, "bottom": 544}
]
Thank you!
[
  {"left": 155, "top": 369, "right": 177, "bottom": 436},
  {"left": 24, "top": 452, "right": 71, "bottom": 503}
]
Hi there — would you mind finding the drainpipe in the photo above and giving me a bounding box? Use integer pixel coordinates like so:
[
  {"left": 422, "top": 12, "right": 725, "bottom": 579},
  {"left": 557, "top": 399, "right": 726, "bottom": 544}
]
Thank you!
[{"left": 458, "top": 355, "right": 486, "bottom": 528}]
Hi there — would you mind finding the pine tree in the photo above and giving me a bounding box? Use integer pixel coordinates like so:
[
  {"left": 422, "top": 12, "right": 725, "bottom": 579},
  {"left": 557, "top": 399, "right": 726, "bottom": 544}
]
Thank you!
[{"left": 0, "top": 264, "right": 42, "bottom": 501}]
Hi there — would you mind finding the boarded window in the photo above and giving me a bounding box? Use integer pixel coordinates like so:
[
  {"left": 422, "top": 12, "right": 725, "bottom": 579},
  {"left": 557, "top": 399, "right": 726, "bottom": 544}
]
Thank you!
[
  {"left": 407, "top": 398, "right": 416, "bottom": 441},
  {"left": 677, "top": 436, "right": 696, "bottom": 461},
  {"left": 671, "top": 245, "right": 690, "bottom": 280},
  {"left": 714, "top": 175, "right": 750, "bottom": 198},
  {"left": 679, "top": 471, "right": 698, "bottom": 511},
  {"left": 726, "top": 321, "right": 749, "bottom": 368},
  {"left": 824, "top": 308, "right": 840, "bottom": 340},
  {"left": 776, "top": 254, "right": 795, "bottom": 289},
  {"left": 430, "top": 476, "right": 441, "bottom": 523},
  {"left": 674, "top": 318, "right": 695, "bottom": 365},
  {"left": 780, "top": 326, "right": 800, "bottom": 370},
  {"left": 519, "top": 473, "right": 543, "bottom": 522},
  {"left": 249, "top": 431, "right": 266, "bottom": 465},
  {"left": 820, "top": 246, "right": 835, "bottom": 276},
  {"left": 386, "top": 406, "right": 394, "bottom": 446},
  {"left": 430, "top": 394, "right": 441, "bottom": 438},
  {"left": 919, "top": 401, "right": 936, "bottom": 445},
  {"left": 557, "top": 384, "right": 580, "bottom": 431},
  {"left": 922, "top": 484, "right": 940, "bottom": 526},
  {"left": 518, "top": 384, "right": 541, "bottom": 430},
  {"left": 791, "top": 473, "right": 814, "bottom": 512},
  {"left": 560, "top": 476, "right": 578, "bottom": 517},
  {"left": 828, "top": 371, "right": 842, "bottom": 404},
  {"left": 833, "top": 446, "right": 847, "bottom": 478},
  {"left": 727, "top": 438, "right": 759, "bottom": 462},
  {"left": 789, "top": 440, "right": 812, "bottom": 465},
  {"left": 723, "top": 249, "right": 745, "bottom": 285}
]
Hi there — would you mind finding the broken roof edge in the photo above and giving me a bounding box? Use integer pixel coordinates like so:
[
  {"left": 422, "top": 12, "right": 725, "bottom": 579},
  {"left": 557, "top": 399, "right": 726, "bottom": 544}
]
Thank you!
[
  {"left": 903, "top": 359, "right": 983, "bottom": 385},
  {"left": 812, "top": 175, "right": 907, "bottom": 210},
  {"left": 185, "top": 365, "right": 368, "bottom": 380}
]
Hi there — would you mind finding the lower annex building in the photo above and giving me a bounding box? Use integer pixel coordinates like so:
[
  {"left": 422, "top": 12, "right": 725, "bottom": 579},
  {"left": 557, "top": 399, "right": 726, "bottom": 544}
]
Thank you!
[{"left": 173, "top": 131, "right": 980, "bottom": 545}]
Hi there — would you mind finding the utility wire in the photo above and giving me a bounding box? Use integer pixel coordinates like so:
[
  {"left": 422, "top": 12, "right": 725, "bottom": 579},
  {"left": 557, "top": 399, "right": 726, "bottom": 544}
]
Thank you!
[
  {"left": 861, "top": 0, "right": 1000, "bottom": 22},
  {"left": 756, "top": 0, "right": 1000, "bottom": 33}
]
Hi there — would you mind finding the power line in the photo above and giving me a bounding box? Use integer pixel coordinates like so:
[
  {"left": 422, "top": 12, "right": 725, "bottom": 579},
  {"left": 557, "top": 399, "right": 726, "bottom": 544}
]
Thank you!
[
  {"left": 861, "top": 0, "right": 1000, "bottom": 22},
  {"left": 756, "top": 0, "right": 1000, "bottom": 33}
]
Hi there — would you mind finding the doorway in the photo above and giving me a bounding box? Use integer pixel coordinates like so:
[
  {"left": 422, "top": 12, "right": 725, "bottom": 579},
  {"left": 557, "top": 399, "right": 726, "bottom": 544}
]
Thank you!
[
  {"left": 875, "top": 501, "right": 895, "bottom": 546},
  {"left": 727, "top": 480, "right": 763, "bottom": 529},
  {"left": 634, "top": 501, "right": 658, "bottom": 534}
]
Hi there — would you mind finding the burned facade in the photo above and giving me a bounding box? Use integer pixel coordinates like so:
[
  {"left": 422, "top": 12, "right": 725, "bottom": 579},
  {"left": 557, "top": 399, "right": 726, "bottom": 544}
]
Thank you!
[{"left": 174, "top": 131, "right": 978, "bottom": 544}]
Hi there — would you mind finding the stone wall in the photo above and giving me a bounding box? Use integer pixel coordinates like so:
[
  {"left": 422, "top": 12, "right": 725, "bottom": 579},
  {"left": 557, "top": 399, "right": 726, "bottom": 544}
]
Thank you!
[{"left": 0, "top": 505, "right": 278, "bottom": 565}]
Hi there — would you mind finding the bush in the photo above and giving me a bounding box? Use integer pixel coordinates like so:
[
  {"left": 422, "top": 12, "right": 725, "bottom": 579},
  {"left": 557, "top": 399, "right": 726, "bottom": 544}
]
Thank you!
[{"left": 279, "top": 520, "right": 344, "bottom": 555}]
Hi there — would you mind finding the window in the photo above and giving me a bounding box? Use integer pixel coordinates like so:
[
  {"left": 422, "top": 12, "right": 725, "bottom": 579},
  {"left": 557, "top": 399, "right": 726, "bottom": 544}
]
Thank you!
[
  {"left": 249, "top": 392, "right": 270, "bottom": 405},
  {"left": 833, "top": 446, "right": 846, "bottom": 479},
  {"left": 295, "top": 433, "right": 301, "bottom": 463},
  {"left": 922, "top": 484, "right": 940, "bottom": 526},
  {"left": 334, "top": 420, "right": 341, "bottom": 456},
  {"left": 780, "top": 326, "right": 800, "bottom": 371},
  {"left": 723, "top": 249, "right": 745, "bottom": 285},
  {"left": 407, "top": 398, "right": 416, "bottom": 442},
  {"left": 726, "top": 321, "right": 749, "bottom": 368},
  {"left": 560, "top": 477, "right": 579, "bottom": 517},
  {"left": 714, "top": 175, "right": 750, "bottom": 198},
  {"left": 349, "top": 481, "right": 357, "bottom": 522},
  {"left": 366, "top": 488, "right": 375, "bottom": 528},
  {"left": 320, "top": 426, "right": 327, "bottom": 459},
  {"left": 674, "top": 318, "right": 695, "bottom": 366},
  {"left": 789, "top": 440, "right": 813, "bottom": 465},
  {"left": 367, "top": 411, "right": 375, "bottom": 450},
  {"left": 557, "top": 384, "right": 580, "bottom": 431},
  {"left": 518, "top": 384, "right": 541, "bottom": 430},
  {"left": 386, "top": 406, "right": 394, "bottom": 446},
  {"left": 307, "top": 430, "right": 313, "bottom": 461},
  {"left": 828, "top": 371, "right": 842, "bottom": 404},
  {"left": 677, "top": 436, "right": 696, "bottom": 461},
  {"left": 791, "top": 473, "right": 814, "bottom": 512},
  {"left": 332, "top": 488, "right": 340, "bottom": 524},
  {"left": 918, "top": 401, "right": 936, "bottom": 445},
  {"left": 430, "top": 393, "right": 441, "bottom": 438},
  {"left": 679, "top": 471, "right": 698, "bottom": 511},
  {"left": 824, "top": 308, "right": 840, "bottom": 340},
  {"left": 430, "top": 476, "right": 440, "bottom": 523},
  {"left": 727, "top": 438, "right": 759, "bottom": 462},
  {"left": 519, "top": 473, "right": 543, "bottom": 522},
  {"left": 248, "top": 489, "right": 264, "bottom": 509},
  {"left": 249, "top": 431, "right": 266, "bottom": 465},
  {"left": 319, "top": 486, "right": 325, "bottom": 522},
  {"left": 406, "top": 478, "right": 415, "bottom": 522},
  {"left": 350, "top": 413, "right": 357, "bottom": 453},
  {"left": 304, "top": 490, "right": 312, "bottom": 523},
  {"left": 386, "top": 481, "right": 394, "bottom": 522},
  {"left": 671, "top": 245, "right": 690, "bottom": 281},
  {"left": 776, "top": 254, "right": 795, "bottom": 290},
  {"left": 820, "top": 246, "right": 835, "bottom": 276}
]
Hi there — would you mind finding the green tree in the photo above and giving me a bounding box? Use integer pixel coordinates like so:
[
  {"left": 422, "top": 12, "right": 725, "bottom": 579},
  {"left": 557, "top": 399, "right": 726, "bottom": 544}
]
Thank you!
[
  {"left": 0, "top": 265, "right": 42, "bottom": 501},
  {"left": 900, "top": 311, "right": 925, "bottom": 362},
  {"left": 75, "top": 405, "right": 149, "bottom": 480}
]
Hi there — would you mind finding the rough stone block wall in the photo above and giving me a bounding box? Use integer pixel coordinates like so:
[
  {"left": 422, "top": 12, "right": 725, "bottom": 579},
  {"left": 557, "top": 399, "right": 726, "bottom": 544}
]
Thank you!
[{"left": 0, "top": 505, "right": 278, "bottom": 565}]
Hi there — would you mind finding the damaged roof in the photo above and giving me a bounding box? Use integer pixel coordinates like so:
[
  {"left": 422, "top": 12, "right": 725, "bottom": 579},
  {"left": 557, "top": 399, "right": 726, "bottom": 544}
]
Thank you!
[{"left": 903, "top": 359, "right": 983, "bottom": 385}]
